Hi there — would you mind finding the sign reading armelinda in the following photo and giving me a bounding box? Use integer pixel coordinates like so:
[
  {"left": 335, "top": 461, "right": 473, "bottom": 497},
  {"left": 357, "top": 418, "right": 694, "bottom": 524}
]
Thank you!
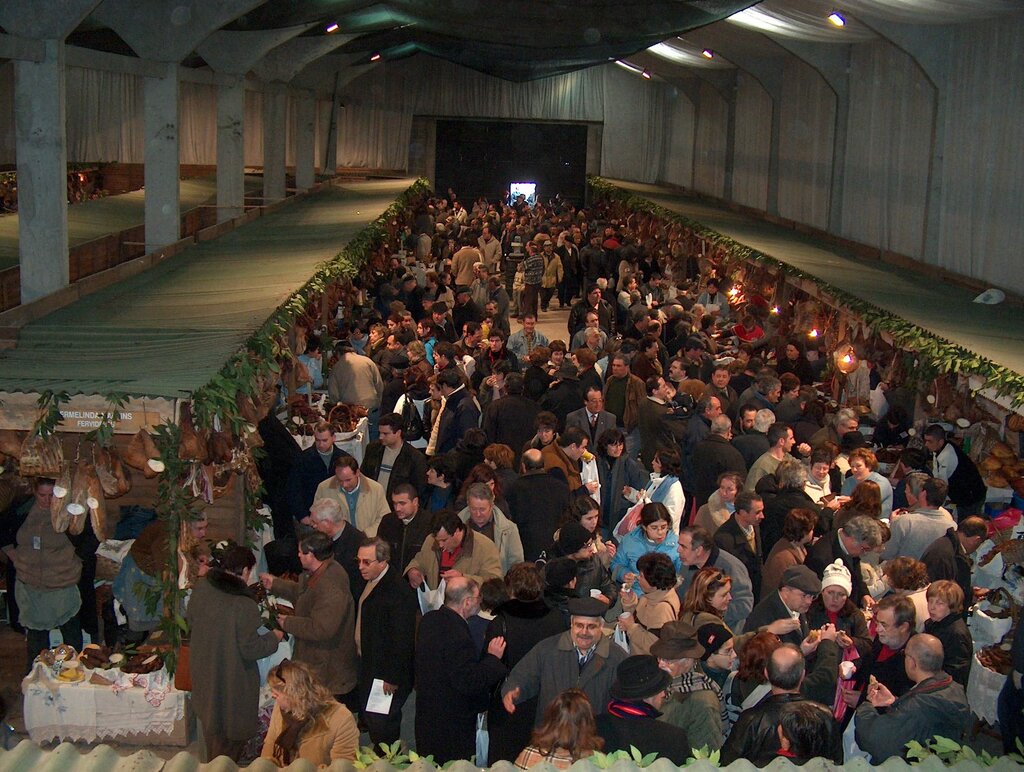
[{"left": 0, "top": 392, "right": 176, "bottom": 434}]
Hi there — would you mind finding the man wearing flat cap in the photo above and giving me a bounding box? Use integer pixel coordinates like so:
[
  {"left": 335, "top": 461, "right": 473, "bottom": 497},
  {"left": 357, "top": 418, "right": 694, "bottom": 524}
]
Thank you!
[
  {"left": 652, "top": 623, "right": 724, "bottom": 751},
  {"left": 745, "top": 565, "right": 820, "bottom": 647},
  {"left": 502, "top": 597, "right": 627, "bottom": 726},
  {"left": 595, "top": 655, "right": 694, "bottom": 765}
]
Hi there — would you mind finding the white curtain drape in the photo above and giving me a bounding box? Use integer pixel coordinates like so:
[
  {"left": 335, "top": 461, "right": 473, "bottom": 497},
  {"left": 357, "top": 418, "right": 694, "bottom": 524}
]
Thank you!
[
  {"left": 840, "top": 41, "right": 933, "bottom": 259},
  {"left": 935, "top": 15, "right": 1024, "bottom": 293},
  {"left": 599, "top": 65, "right": 667, "bottom": 183},
  {"left": 776, "top": 58, "right": 834, "bottom": 229},
  {"left": 692, "top": 81, "right": 728, "bottom": 197},
  {"left": 731, "top": 72, "right": 771, "bottom": 210},
  {"left": 65, "top": 66, "right": 144, "bottom": 163},
  {"left": 660, "top": 90, "right": 696, "bottom": 188}
]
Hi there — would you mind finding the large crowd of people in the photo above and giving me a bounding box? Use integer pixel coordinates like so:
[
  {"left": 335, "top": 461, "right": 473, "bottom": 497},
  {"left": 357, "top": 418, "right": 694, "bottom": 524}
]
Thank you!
[{"left": 3, "top": 188, "right": 1020, "bottom": 767}]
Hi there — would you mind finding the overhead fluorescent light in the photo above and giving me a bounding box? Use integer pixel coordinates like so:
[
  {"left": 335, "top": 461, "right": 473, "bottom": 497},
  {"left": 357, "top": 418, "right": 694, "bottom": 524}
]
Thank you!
[
  {"left": 325, "top": 23, "right": 339, "bottom": 33},
  {"left": 702, "top": 49, "right": 714, "bottom": 59}
]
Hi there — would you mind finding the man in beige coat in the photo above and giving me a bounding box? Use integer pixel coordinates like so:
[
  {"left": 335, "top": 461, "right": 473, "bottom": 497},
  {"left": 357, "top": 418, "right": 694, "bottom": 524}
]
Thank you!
[
  {"left": 404, "top": 511, "right": 503, "bottom": 589},
  {"left": 314, "top": 455, "right": 390, "bottom": 536},
  {"left": 260, "top": 532, "right": 358, "bottom": 707}
]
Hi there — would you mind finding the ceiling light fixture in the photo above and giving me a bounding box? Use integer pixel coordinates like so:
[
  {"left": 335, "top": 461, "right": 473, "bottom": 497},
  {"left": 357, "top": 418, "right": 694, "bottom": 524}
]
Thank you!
[
  {"left": 827, "top": 11, "right": 846, "bottom": 27},
  {"left": 614, "top": 60, "right": 650, "bottom": 79},
  {"left": 702, "top": 48, "right": 714, "bottom": 59},
  {"left": 370, "top": 53, "right": 381, "bottom": 61},
  {"left": 325, "top": 22, "right": 339, "bottom": 33}
]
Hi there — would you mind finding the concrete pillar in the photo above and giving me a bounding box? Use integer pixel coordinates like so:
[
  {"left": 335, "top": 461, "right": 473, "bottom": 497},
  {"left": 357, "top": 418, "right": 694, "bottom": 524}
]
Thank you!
[
  {"left": 216, "top": 77, "right": 246, "bottom": 222},
  {"left": 143, "top": 62, "right": 181, "bottom": 251},
  {"left": 294, "top": 91, "right": 316, "bottom": 191},
  {"left": 262, "top": 83, "right": 288, "bottom": 202},
  {"left": 14, "top": 40, "right": 69, "bottom": 302}
]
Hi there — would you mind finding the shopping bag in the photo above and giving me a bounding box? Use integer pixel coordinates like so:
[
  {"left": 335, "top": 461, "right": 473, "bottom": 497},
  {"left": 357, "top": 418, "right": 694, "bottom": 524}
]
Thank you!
[
  {"left": 581, "top": 456, "right": 601, "bottom": 503},
  {"left": 417, "top": 579, "right": 447, "bottom": 615},
  {"left": 612, "top": 624, "right": 630, "bottom": 654},
  {"left": 613, "top": 499, "right": 645, "bottom": 539}
]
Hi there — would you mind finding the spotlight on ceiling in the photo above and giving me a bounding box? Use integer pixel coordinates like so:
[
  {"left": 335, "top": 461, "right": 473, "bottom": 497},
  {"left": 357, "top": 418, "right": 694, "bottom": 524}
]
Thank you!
[
  {"left": 642, "top": 69, "right": 652, "bottom": 79},
  {"left": 615, "top": 60, "right": 650, "bottom": 79},
  {"left": 827, "top": 11, "right": 846, "bottom": 27},
  {"left": 325, "top": 22, "right": 339, "bottom": 33},
  {"left": 702, "top": 49, "right": 714, "bottom": 59},
  {"left": 370, "top": 53, "right": 381, "bottom": 62}
]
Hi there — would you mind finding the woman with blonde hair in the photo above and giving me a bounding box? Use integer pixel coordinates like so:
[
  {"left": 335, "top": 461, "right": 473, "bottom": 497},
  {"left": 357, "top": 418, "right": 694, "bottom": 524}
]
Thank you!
[
  {"left": 679, "top": 567, "right": 733, "bottom": 632},
  {"left": 514, "top": 689, "right": 603, "bottom": 769},
  {"left": 261, "top": 659, "right": 359, "bottom": 767}
]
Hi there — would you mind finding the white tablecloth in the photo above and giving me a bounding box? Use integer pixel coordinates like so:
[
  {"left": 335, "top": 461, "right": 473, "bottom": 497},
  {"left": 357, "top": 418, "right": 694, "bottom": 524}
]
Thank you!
[
  {"left": 22, "top": 665, "right": 186, "bottom": 744},
  {"left": 966, "top": 653, "right": 1006, "bottom": 725}
]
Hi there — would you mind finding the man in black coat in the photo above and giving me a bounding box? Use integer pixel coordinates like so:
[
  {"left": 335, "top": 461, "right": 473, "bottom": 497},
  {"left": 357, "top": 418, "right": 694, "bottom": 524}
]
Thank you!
[
  {"left": 722, "top": 645, "right": 841, "bottom": 765},
  {"left": 921, "top": 518, "right": 987, "bottom": 606},
  {"left": 714, "top": 491, "right": 765, "bottom": 602},
  {"left": 505, "top": 450, "right": 571, "bottom": 562},
  {"left": 692, "top": 415, "right": 747, "bottom": 509},
  {"left": 283, "top": 421, "right": 344, "bottom": 524},
  {"left": 745, "top": 565, "right": 819, "bottom": 647},
  {"left": 308, "top": 498, "right": 366, "bottom": 600},
  {"left": 356, "top": 537, "right": 420, "bottom": 746},
  {"left": 435, "top": 369, "right": 481, "bottom": 455},
  {"left": 360, "top": 412, "right": 428, "bottom": 499},
  {"left": 805, "top": 516, "right": 882, "bottom": 610},
  {"left": 377, "top": 484, "right": 436, "bottom": 573},
  {"left": 415, "top": 577, "right": 507, "bottom": 763},
  {"left": 481, "top": 373, "right": 540, "bottom": 467},
  {"left": 540, "top": 365, "right": 583, "bottom": 431},
  {"left": 595, "top": 655, "right": 693, "bottom": 765}
]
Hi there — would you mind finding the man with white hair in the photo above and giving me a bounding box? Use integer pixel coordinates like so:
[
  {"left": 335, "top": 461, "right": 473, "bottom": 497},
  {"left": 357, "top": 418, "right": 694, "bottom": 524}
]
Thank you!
[
  {"left": 732, "top": 407, "right": 775, "bottom": 470},
  {"left": 809, "top": 407, "right": 859, "bottom": 450},
  {"left": 308, "top": 497, "right": 365, "bottom": 599},
  {"left": 692, "top": 414, "right": 747, "bottom": 509}
]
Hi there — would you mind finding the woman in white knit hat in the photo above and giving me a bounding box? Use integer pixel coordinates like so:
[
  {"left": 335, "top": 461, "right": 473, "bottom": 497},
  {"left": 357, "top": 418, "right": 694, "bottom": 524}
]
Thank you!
[{"left": 806, "top": 559, "right": 871, "bottom": 658}]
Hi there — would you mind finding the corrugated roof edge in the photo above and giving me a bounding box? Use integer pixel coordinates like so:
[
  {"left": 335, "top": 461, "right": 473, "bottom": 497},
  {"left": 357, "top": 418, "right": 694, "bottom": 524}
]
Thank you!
[{"left": 2, "top": 741, "right": 1021, "bottom": 772}]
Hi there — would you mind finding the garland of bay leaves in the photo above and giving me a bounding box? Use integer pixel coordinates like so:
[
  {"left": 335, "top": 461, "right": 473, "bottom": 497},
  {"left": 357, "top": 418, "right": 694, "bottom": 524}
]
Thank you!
[
  {"left": 145, "top": 178, "right": 431, "bottom": 671},
  {"left": 588, "top": 176, "right": 1024, "bottom": 408}
]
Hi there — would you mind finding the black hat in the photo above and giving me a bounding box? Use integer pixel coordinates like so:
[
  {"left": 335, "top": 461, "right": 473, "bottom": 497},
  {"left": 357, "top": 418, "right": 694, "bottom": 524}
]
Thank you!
[
  {"left": 544, "top": 557, "right": 578, "bottom": 589},
  {"left": 455, "top": 285, "right": 471, "bottom": 296},
  {"left": 781, "top": 564, "right": 822, "bottom": 595},
  {"left": 695, "top": 623, "right": 732, "bottom": 661},
  {"left": 840, "top": 430, "right": 869, "bottom": 452},
  {"left": 610, "top": 655, "right": 672, "bottom": 700},
  {"left": 557, "top": 522, "right": 592, "bottom": 555},
  {"left": 566, "top": 597, "right": 607, "bottom": 619}
]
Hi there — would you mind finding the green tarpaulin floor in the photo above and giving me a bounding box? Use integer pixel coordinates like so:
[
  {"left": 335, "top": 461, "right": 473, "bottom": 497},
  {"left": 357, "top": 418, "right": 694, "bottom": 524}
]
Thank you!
[
  {"left": 0, "top": 176, "right": 264, "bottom": 272},
  {"left": 605, "top": 179, "right": 1024, "bottom": 379},
  {"left": 0, "top": 178, "right": 415, "bottom": 398}
]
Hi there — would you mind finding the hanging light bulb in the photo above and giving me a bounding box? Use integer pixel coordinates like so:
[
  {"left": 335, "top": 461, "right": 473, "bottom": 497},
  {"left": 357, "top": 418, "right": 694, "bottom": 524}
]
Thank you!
[
  {"left": 370, "top": 53, "right": 381, "bottom": 62},
  {"left": 325, "top": 22, "right": 340, "bottom": 33},
  {"left": 770, "top": 306, "right": 780, "bottom": 315},
  {"left": 832, "top": 342, "right": 859, "bottom": 374},
  {"left": 641, "top": 69, "right": 652, "bottom": 80}
]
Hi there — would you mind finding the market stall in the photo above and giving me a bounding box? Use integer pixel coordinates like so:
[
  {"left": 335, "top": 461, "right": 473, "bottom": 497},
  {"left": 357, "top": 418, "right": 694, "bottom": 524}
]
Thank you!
[
  {"left": 591, "top": 176, "right": 1024, "bottom": 735},
  {"left": 0, "top": 176, "right": 428, "bottom": 747}
]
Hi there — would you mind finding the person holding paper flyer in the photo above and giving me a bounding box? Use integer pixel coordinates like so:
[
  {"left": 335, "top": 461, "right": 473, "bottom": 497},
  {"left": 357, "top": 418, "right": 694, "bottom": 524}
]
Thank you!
[{"left": 355, "top": 537, "right": 419, "bottom": 746}]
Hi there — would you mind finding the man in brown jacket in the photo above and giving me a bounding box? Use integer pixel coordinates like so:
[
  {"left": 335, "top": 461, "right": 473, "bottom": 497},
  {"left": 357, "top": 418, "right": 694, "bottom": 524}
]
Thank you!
[
  {"left": 260, "top": 532, "right": 358, "bottom": 709},
  {"left": 603, "top": 352, "right": 646, "bottom": 458},
  {"left": 404, "top": 511, "right": 502, "bottom": 589}
]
